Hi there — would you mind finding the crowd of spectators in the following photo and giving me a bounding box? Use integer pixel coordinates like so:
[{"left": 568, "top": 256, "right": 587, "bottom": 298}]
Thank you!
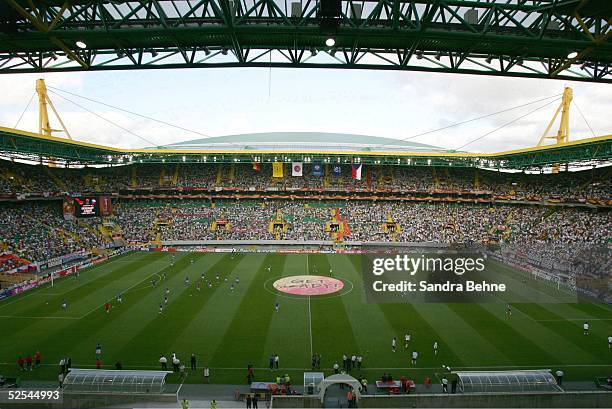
[
  {"left": 0, "top": 202, "right": 109, "bottom": 272},
  {"left": 110, "top": 199, "right": 610, "bottom": 246},
  {"left": 1, "top": 160, "right": 609, "bottom": 203},
  {"left": 0, "top": 160, "right": 609, "bottom": 273}
]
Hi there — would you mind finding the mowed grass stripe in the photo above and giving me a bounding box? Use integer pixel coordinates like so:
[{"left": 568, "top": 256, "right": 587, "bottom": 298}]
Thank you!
[
  {"left": 112, "top": 253, "right": 236, "bottom": 365},
  {"left": 1, "top": 252, "right": 155, "bottom": 317},
  {"left": 513, "top": 298, "right": 612, "bottom": 333},
  {"left": 0, "top": 251, "right": 142, "bottom": 311},
  {"left": 60, "top": 252, "right": 193, "bottom": 363},
  {"left": 209, "top": 254, "right": 286, "bottom": 367},
  {"left": 513, "top": 303, "right": 610, "bottom": 362},
  {"left": 328, "top": 254, "right": 407, "bottom": 368},
  {"left": 467, "top": 267, "right": 605, "bottom": 363},
  {"left": 172, "top": 253, "right": 267, "bottom": 370},
  {"left": 486, "top": 260, "right": 577, "bottom": 304},
  {"left": 69, "top": 252, "right": 220, "bottom": 366},
  {"left": 563, "top": 302, "right": 612, "bottom": 322},
  {"left": 0, "top": 251, "right": 165, "bottom": 344},
  {"left": 344, "top": 254, "right": 467, "bottom": 368},
  {"left": 489, "top": 303, "right": 601, "bottom": 363},
  {"left": 412, "top": 304, "right": 512, "bottom": 367},
  {"left": 310, "top": 254, "right": 360, "bottom": 367},
  {"left": 0, "top": 252, "right": 174, "bottom": 380},
  {"left": 448, "top": 304, "right": 560, "bottom": 366},
  {"left": 24, "top": 252, "right": 166, "bottom": 318},
  {"left": 263, "top": 254, "right": 311, "bottom": 370}
]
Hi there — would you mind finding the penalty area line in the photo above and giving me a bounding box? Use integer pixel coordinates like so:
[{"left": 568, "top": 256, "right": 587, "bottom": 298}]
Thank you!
[{"left": 77, "top": 267, "right": 166, "bottom": 319}]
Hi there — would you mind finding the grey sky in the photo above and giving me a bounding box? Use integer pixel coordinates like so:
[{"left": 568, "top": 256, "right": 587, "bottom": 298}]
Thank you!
[{"left": 0, "top": 68, "right": 610, "bottom": 153}]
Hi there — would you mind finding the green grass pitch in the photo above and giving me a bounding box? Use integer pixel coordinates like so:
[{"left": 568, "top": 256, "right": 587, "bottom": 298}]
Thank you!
[{"left": 0, "top": 251, "right": 610, "bottom": 385}]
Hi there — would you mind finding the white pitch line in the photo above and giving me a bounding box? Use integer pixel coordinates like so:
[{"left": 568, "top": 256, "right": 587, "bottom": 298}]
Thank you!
[
  {"left": 0, "top": 291, "right": 39, "bottom": 310},
  {"left": 0, "top": 254, "right": 141, "bottom": 311},
  {"left": 308, "top": 295, "right": 313, "bottom": 358},
  {"left": 77, "top": 269, "right": 166, "bottom": 319},
  {"left": 306, "top": 254, "right": 313, "bottom": 358}
]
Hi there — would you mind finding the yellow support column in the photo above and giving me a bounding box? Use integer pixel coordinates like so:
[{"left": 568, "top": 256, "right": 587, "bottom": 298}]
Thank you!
[
  {"left": 159, "top": 167, "right": 166, "bottom": 186},
  {"left": 130, "top": 167, "right": 138, "bottom": 188},
  {"left": 538, "top": 87, "right": 572, "bottom": 146},
  {"left": 172, "top": 165, "right": 180, "bottom": 185},
  {"left": 216, "top": 165, "right": 223, "bottom": 185}
]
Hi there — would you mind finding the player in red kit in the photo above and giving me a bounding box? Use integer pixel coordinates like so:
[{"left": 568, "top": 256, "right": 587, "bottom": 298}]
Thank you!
[{"left": 104, "top": 303, "right": 111, "bottom": 314}]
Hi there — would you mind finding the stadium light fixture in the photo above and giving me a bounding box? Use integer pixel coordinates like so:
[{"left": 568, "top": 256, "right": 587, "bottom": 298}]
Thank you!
[
  {"left": 182, "top": 156, "right": 186, "bottom": 162},
  {"left": 204, "top": 47, "right": 211, "bottom": 56},
  {"left": 75, "top": 40, "right": 87, "bottom": 49},
  {"left": 567, "top": 51, "right": 578, "bottom": 59},
  {"left": 310, "top": 47, "right": 318, "bottom": 57},
  {"left": 326, "top": 38, "right": 336, "bottom": 47},
  {"left": 221, "top": 47, "right": 228, "bottom": 55}
]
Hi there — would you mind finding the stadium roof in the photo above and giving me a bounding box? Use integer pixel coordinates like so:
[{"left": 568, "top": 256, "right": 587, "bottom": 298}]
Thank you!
[
  {"left": 165, "top": 132, "right": 451, "bottom": 153},
  {"left": 0, "top": 0, "right": 610, "bottom": 82},
  {"left": 0, "top": 126, "right": 610, "bottom": 170}
]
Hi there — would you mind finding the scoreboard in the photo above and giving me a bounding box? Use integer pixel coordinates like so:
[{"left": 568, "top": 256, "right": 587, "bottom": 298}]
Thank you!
[
  {"left": 75, "top": 197, "right": 99, "bottom": 217},
  {"left": 64, "top": 196, "right": 113, "bottom": 219}
]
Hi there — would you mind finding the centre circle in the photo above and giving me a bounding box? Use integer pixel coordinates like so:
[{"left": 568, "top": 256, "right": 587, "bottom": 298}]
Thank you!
[{"left": 272, "top": 275, "right": 345, "bottom": 296}]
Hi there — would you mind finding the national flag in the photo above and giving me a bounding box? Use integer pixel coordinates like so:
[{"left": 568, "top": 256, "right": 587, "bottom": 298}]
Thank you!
[
  {"left": 312, "top": 163, "right": 323, "bottom": 176},
  {"left": 291, "top": 162, "right": 303, "bottom": 177},
  {"left": 252, "top": 162, "right": 261, "bottom": 172},
  {"left": 351, "top": 164, "right": 362, "bottom": 180},
  {"left": 331, "top": 165, "right": 342, "bottom": 176},
  {"left": 343, "top": 219, "right": 351, "bottom": 236},
  {"left": 272, "top": 162, "right": 284, "bottom": 178}
]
